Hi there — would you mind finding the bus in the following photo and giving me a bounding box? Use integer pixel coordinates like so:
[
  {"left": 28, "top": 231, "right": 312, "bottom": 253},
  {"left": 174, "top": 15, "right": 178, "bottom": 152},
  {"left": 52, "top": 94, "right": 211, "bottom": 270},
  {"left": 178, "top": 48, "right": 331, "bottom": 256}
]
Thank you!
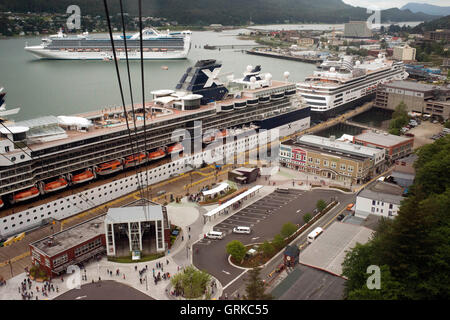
[{"left": 307, "top": 227, "right": 323, "bottom": 243}]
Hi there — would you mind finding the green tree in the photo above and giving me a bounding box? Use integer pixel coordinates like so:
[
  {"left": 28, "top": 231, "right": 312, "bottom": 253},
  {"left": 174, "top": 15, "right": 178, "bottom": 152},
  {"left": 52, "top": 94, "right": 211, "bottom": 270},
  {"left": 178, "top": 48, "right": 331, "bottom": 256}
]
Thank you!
[
  {"left": 316, "top": 199, "right": 327, "bottom": 212},
  {"left": 243, "top": 267, "right": 273, "bottom": 300},
  {"left": 226, "top": 240, "right": 247, "bottom": 263},
  {"left": 280, "top": 222, "right": 297, "bottom": 239},
  {"left": 303, "top": 213, "right": 312, "bottom": 224},
  {"left": 259, "top": 240, "right": 275, "bottom": 258},
  {"left": 341, "top": 135, "right": 450, "bottom": 300},
  {"left": 170, "top": 266, "right": 211, "bottom": 299},
  {"left": 272, "top": 234, "right": 285, "bottom": 250},
  {"left": 389, "top": 101, "right": 409, "bottom": 135}
]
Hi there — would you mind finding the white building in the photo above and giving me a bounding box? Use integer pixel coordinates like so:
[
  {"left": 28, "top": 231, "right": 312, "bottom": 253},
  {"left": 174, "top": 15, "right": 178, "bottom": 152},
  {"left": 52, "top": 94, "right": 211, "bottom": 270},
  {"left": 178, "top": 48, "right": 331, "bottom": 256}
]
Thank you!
[
  {"left": 104, "top": 199, "right": 169, "bottom": 257},
  {"left": 355, "top": 181, "right": 404, "bottom": 219},
  {"left": 393, "top": 44, "right": 416, "bottom": 61}
]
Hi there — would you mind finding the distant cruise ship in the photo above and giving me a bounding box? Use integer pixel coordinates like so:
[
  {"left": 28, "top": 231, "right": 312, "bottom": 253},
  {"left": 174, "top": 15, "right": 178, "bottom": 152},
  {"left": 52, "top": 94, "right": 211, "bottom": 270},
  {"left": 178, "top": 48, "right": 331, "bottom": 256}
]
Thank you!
[
  {"left": 297, "top": 54, "right": 409, "bottom": 120},
  {"left": 24, "top": 28, "right": 191, "bottom": 60}
]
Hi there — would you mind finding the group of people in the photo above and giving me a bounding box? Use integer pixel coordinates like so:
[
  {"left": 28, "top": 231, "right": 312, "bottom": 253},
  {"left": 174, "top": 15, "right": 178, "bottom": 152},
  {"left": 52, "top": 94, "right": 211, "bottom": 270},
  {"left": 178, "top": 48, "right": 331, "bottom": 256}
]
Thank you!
[
  {"left": 188, "top": 193, "right": 202, "bottom": 203},
  {"left": 18, "top": 277, "right": 58, "bottom": 300}
]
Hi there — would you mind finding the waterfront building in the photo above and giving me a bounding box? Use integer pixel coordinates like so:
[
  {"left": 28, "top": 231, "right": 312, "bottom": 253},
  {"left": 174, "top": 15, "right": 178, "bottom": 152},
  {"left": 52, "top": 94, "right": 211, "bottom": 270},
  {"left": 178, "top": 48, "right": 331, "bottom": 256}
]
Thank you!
[
  {"left": 374, "top": 80, "right": 450, "bottom": 121},
  {"left": 393, "top": 44, "right": 416, "bottom": 62},
  {"left": 353, "top": 130, "right": 414, "bottom": 161},
  {"left": 343, "top": 21, "right": 372, "bottom": 39},
  {"left": 279, "top": 135, "right": 385, "bottom": 184}
]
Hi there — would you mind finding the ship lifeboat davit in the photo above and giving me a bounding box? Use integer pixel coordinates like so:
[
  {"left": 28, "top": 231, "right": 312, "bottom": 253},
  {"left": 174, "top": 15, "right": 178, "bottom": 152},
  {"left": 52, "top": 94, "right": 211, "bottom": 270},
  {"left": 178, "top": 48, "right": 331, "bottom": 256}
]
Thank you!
[
  {"left": 124, "top": 153, "right": 147, "bottom": 168},
  {"left": 44, "top": 178, "right": 68, "bottom": 193},
  {"left": 95, "top": 160, "right": 123, "bottom": 176},
  {"left": 148, "top": 149, "right": 166, "bottom": 161},
  {"left": 72, "top": 170, "right": 95, "bottom": 184},
  {"left": 13, "top": 187, "right": 40, "bottom": 203},
  {"left": 167, "top": 143, "right": 184, "bottom": 154}
]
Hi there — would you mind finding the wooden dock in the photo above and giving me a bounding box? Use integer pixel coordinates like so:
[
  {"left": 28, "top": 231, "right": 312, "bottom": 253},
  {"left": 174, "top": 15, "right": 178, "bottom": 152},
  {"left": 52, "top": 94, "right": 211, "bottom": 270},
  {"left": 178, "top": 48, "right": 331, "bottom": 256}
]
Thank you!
[{"left": 246, "top": 49, "right": 323, "bottom": 64}]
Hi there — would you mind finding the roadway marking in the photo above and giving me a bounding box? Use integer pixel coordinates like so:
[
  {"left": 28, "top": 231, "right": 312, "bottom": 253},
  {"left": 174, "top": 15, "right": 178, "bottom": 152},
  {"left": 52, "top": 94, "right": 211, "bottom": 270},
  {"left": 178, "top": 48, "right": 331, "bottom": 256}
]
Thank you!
[
  {"left": 251, "top": 237, "right": 260, "bottom": 241},
  {"left": 222, "top": 270, "right": 231, "bottom": 275},
  {"left": 75, "top": 295, "right": 87, "bottom": 300},
  {"left": 222, "top": 269, "right": 248, "bottom": 290},
  {"left": 296, "top": 209, "right": 301, "bottom": 213}
]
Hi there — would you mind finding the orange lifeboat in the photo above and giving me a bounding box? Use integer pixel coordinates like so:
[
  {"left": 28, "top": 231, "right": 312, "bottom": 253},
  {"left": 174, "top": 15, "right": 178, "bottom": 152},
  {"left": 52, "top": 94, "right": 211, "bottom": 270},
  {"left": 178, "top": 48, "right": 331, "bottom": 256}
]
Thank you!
[
  {"left": 95, "top": 160, "right": 123, "bottom": 175},
  {"left": 13, "top": 187, "right": 40, "bottom": 203},
  {"left": 44, "top": 178, "right": 68, "bottom": 193},
  {"left": 203, "top": 135, "right": 215, "bottom": 144},
  {"left": 215, "top": 129, "right": 229, "bottom": 139},
  {"left": 72, "top": 170, "right": 95, "bottom": 184},
  {"left": 167, "top": 143, "right": 184, "bottom": 154},
  {"left": 0, "top": 198, "right": 3, "bottom": 209},
  {"left": 148, "top": 149, "right": 166, "bottom": 161},
  {"left": 124, "top": 153, "right": 147, "bottom": 168}
]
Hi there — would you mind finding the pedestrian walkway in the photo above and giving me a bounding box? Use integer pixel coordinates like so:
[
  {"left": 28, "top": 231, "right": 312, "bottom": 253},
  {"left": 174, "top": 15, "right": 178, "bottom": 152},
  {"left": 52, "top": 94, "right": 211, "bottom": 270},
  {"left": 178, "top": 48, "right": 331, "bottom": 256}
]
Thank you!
[{"left": 0, "top": 196, "right": 224, "bottom": 301}]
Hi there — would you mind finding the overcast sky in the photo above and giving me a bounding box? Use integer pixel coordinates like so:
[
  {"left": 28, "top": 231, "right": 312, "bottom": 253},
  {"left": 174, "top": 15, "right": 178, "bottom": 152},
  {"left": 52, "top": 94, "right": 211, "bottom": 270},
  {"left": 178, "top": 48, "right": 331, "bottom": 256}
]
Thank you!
[{"left": 342, "top": 0, "right": 450, "bottom": 9}]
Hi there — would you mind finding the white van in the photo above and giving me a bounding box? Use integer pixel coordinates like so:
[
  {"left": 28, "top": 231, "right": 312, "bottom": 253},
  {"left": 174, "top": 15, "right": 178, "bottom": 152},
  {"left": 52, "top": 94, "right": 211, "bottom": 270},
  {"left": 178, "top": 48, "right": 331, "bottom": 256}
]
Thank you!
[
  {"left": 206, "top": 231, "right": 224, "bottom": 240},
  {"left": 233, "top": 226, "right": 251, "bottom": 234},
  {"left": 307, "top": 227, "right": 323, "bottom": 243}
]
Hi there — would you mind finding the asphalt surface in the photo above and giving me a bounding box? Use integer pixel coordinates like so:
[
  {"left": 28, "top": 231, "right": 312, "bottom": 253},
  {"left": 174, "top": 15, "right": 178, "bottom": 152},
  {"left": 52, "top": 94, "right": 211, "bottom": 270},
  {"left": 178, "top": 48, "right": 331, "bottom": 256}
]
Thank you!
[
  {"left": 55, "top": 280, "right": 154, "bottom": 300},
  {"left": 192, "top": 188, "right": 355, "bottom": 294}
]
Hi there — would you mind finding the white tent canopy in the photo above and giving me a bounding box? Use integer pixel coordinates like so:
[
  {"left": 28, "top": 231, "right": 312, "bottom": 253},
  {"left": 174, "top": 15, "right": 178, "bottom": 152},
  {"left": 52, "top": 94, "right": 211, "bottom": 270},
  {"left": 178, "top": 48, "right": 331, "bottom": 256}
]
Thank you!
[
  {"left": 57, "top": 116, "right": 92, "bottom": 128},
  {"left": 204, "top": 185, "right": 263, "bottom": 219},
  {"left": 202, "top": 182, "right": 229, "bottom": 196}
]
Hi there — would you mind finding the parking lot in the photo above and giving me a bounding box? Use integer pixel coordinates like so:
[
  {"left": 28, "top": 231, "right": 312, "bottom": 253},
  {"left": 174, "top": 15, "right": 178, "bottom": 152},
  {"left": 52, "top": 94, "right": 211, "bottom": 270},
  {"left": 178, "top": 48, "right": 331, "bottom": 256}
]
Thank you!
[
  {"left": 198, "top": 189, "right": 303, "bottom": 241},
  {"left": 193, "top": 188, "right": 352, "bottom": 286}
]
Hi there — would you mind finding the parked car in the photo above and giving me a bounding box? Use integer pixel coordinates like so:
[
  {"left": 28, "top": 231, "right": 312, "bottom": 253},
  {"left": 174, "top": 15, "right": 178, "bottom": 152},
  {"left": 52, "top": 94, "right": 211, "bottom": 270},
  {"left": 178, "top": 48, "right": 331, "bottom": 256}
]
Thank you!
[{"left": 337, "top": 213, "right": 345, "bottom": 221}]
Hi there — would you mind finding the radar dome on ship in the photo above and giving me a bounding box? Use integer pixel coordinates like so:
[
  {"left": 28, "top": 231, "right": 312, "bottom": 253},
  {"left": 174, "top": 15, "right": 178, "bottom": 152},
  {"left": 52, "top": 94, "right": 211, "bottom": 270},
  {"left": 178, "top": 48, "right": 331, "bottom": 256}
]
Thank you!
[
  {"left": 330, "top": 67, "right": 336, "bottom": 72},
  {"left": 247, "top": 65, "right": 253, "bottom": 72},
  {"left": 250, "top": 76, "right": 257, "bottom": 83},
  {"left": 265, "top": 73, "right": 272, "bottom": 81},
  {"left": 283, "top": 71, "right": 290, "bottom": 79}
]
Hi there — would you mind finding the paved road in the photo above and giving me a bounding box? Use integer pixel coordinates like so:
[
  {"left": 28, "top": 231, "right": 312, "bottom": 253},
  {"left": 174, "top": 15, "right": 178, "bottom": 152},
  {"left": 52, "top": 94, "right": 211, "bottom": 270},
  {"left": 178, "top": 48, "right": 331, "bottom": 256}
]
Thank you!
[
  {"left": 55, "top": 280, "right": 154, "bottom": 300},
  {"left": 193, "top": 188, "right": 354, "bottom": 292}
]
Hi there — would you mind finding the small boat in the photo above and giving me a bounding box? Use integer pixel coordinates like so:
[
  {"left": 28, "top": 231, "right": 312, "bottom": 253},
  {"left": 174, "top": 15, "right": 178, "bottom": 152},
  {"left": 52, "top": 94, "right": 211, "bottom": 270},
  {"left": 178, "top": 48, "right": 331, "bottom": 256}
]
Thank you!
[
  {"left": 71, "top": 170, "right": 95, "bottom": 184},
  {"left": 148, "top": 149, "right": 166, "bottom": 161},
  {"left": 13, "top": 187, "right": 40, "bottom": 203},
  {"left": 167, "top": 143, "right": 184, "bottom": 154},
  {"left": 44, "top": 178, "right": 68, "bottom": 193},
  {"left": 161, "top": 66, "right": 168, "bottom": 70},
  {"left": 124, "top": 153, "right": 147, "bottom": 168},
  {"left": 95, "top": 160, "right": 123, "bottom": 175}
]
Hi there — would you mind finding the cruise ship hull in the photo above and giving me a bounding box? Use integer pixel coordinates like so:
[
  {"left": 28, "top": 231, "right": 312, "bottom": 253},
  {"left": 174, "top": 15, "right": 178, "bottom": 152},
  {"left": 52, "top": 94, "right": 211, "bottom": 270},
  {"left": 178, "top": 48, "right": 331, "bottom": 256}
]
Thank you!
[
  {"left": 24, "top": 46, "right": 189, "bottom": 60},
  {"left": 310, "top": 93, "right": 376, "bottom": 122}
]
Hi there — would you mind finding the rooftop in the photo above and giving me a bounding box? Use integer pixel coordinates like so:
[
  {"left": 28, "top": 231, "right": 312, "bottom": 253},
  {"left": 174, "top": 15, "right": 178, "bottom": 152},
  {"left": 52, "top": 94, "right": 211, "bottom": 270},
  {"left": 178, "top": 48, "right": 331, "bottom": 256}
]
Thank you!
[
  {"left": 30, "top": 215, "right": 105, "bottom": 258},
  {"left": 385, "top": 80, "right": 447, "bottom": 92},
  {"left": 299, "top": 222, "right": 374, "bottom": 276},
  {"left": 104, "top": 205, "right": 163, "bottom": 224},
  {"left": 354, "top": 130, "right": 413, "bottom": 147},
  {"left": 358, "top": 180, "right": 404, "bottom": 205}
]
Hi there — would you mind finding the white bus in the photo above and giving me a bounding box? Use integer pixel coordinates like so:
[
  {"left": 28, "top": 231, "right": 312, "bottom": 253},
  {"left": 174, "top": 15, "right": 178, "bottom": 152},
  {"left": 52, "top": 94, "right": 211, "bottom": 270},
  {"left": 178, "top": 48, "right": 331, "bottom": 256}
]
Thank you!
[{"left": 307, "top": 227, "right": 323, "bottom": 243}]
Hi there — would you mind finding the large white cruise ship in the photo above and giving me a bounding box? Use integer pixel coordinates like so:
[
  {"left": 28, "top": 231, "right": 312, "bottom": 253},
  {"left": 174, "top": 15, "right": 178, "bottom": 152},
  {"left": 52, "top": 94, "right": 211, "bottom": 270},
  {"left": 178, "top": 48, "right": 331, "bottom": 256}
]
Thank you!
[
  {"left": 297, "top": 54, "right": 409, "bottom": 121},
  {"left": 0, "top": 60, "right": 310, "bottom": 237},
  {"left": 24, "top": 28, "right": 191, "bottom": 60}
]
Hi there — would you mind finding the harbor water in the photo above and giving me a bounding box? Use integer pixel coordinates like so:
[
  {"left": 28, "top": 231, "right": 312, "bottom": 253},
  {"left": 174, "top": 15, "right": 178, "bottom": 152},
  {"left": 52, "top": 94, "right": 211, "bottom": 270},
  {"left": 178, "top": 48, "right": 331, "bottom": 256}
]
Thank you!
[{"left": 0, "top": 29, "right": 317, "bottom": 121}]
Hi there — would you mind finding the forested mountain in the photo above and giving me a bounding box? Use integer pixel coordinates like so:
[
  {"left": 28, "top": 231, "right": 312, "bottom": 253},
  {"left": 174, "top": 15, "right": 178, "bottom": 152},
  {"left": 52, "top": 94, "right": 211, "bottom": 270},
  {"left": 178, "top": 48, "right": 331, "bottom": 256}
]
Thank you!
[
  {"left": 412, "top": 15, "right": 450, "bottom": 33},
  {"left": 0, "top": 0, "right": 439, "bottom": 25},
  {"left": 401, "top": 2, "right": 450, "bottom": 16}
]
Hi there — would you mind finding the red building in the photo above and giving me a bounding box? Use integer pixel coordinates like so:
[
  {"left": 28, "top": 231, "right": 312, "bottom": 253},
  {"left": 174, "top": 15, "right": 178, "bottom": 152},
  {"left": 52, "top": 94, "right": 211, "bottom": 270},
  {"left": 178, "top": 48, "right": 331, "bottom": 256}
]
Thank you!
[
  {"left": 29, "top": 215, "right": 106, "bottom": 278},
  {"left": 353, "top": 130, "right": 414, "bottom": 161}
]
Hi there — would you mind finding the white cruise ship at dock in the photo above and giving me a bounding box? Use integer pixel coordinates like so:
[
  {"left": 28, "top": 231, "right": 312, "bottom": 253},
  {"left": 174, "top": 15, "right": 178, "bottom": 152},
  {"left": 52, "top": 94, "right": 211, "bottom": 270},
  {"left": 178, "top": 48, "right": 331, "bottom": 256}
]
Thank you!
[
  {"left": 297, "top": 54, "right": 409, "bottom": 121},
  {"left": 24, "top": 28, "right": 191, "bottom": 60},
  {"left": 0, "top": 60, "right": 310, "bottom": 237}
]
